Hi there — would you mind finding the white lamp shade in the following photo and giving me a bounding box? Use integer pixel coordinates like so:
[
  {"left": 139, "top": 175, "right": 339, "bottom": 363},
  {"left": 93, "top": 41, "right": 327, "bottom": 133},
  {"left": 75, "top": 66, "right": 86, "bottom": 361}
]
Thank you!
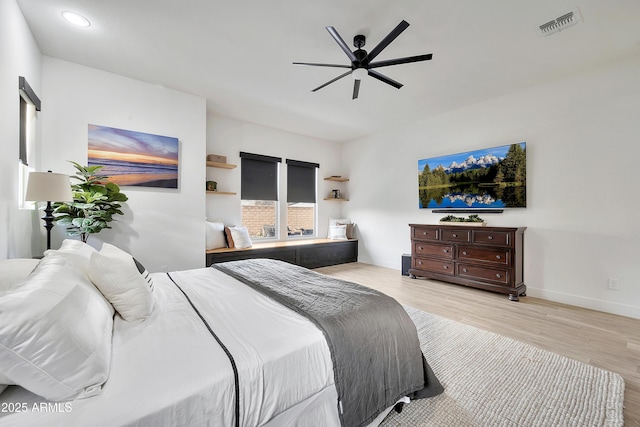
[{"left": 25, "top": 172, "right": 73, "bottom": 202}]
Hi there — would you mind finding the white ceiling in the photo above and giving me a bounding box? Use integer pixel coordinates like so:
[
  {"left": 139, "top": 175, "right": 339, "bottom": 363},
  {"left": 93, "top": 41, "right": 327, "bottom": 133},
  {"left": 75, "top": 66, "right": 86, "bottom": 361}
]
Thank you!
[{"left": 16, "top": 0, "right": 640, "bottom": 142}]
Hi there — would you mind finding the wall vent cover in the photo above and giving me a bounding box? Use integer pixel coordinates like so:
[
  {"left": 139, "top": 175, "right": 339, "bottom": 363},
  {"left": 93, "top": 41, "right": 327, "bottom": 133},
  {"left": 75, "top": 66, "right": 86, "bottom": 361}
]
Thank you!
[{"left": 537, "top": 9, "right": 582, "bottom": 36}]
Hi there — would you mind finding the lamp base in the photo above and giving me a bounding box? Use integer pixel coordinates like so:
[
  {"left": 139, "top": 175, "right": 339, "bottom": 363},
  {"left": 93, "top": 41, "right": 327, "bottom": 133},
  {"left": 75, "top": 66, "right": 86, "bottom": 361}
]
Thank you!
[{"left": 42, "top": 201, "right": 55, "bottom": 250}]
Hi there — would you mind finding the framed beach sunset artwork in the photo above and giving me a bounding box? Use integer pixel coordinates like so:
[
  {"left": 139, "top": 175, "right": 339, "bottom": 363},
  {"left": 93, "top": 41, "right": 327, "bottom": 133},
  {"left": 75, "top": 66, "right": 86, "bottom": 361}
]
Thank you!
[{"left": 88, "top": 124, "right": 179, "bottom": 188}]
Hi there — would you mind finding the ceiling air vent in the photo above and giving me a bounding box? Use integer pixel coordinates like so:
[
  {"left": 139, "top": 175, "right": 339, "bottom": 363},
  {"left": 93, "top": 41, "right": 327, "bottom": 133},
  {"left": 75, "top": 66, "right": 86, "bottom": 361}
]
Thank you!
[{"left": 537, "top": 8, "right": 582, "bottom": 36}]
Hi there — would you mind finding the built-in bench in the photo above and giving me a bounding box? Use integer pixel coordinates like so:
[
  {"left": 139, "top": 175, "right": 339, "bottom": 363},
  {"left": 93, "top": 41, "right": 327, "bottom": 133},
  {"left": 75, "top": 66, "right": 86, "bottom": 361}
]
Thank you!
[{"left": 206, "top": 238, "right": 358, "bottom": 269}]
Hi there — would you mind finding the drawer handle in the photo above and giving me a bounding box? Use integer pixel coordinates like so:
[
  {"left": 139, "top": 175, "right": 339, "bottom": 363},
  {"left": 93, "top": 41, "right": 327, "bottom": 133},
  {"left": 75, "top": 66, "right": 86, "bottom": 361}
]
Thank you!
[
  {"left": 488, "top": 235, "right": 494, "bottom": 240},
  {"left": 418, "top": 260, "right": 423, "bottom": 265},
  {"left": 462, "top": 268, "right": 467, "bottom": 273},
  {"left": 443, "top": 265, "right": 448, "bottom": 270},
  {"left": 462, "top": 251, "right": 467, "bottom": 256},
  {"left": 423, "top": 231, "right": 427, "bottom": 235},
  {"left": 418, "top": 246, "right": 423, "bottom": 250},
  {"left": 496, "top": 255, "right": 501, "bottom": 259},
  {"left": 443, "top": 249, "right": 449, "bottom": 253},
  {"left": 496, "top": 273, "right": 501, "bottom": 278},
  {"left": 452, "top": 233, "right": 457, "bottom": 238}
]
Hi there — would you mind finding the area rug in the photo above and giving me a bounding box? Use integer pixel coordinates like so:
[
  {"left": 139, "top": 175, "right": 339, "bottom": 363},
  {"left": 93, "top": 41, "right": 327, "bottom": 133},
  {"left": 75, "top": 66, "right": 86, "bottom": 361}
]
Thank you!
[{"left": 381, "top": 306, "right": 625, "bottom": 427}]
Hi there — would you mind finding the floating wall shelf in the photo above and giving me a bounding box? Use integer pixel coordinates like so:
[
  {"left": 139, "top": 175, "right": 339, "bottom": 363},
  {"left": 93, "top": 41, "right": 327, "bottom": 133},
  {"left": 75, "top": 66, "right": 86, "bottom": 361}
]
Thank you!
[{"left": 207, "top": 161, "right": 237, "bottom": 169}]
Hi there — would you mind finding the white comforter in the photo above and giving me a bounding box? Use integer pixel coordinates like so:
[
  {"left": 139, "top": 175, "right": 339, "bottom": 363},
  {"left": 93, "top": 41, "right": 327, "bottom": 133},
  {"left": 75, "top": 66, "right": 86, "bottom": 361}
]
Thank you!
[{"left": 0, "top": 267, "right": 341, "bottom": 426}]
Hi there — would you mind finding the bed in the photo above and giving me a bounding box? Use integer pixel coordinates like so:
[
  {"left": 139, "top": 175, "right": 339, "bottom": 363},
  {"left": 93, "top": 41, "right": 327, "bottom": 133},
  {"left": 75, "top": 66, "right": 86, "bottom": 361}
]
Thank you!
[{"left": 0, "top": 240, "right": 442, "bottom": 426}]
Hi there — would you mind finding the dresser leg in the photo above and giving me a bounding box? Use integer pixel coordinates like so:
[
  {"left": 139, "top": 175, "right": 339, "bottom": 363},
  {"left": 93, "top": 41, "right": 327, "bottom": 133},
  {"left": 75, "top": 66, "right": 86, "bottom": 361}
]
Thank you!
[{"left": 508, "top": 293, "right": 520, "bottom": 302}]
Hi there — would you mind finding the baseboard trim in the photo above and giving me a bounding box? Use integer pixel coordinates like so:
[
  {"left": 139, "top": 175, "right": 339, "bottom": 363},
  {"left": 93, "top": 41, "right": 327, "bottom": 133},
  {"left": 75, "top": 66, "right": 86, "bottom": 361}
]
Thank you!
[{"left": 526, "top": 288, "right": 640, "bottom": 319}]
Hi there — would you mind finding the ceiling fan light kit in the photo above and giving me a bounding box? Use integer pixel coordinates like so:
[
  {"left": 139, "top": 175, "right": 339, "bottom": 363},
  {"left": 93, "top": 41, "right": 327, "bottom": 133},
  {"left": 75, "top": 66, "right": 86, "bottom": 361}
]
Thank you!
[
  {"left": 351, "top": 68, "right": 367, "bottom": 80},
  {"left": 293, "top": 20, "right": 433, "bottom": 99}
]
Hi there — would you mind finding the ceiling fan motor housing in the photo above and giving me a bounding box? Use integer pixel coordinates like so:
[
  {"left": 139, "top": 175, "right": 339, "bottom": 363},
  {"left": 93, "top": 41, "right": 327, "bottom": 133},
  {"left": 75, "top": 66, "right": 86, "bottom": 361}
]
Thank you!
[
  {"left": 353, "top": 34, "right": 366, "bottom": 48},
  {"left": 353, "top": 49, "right": 368, "bottom": 67}
]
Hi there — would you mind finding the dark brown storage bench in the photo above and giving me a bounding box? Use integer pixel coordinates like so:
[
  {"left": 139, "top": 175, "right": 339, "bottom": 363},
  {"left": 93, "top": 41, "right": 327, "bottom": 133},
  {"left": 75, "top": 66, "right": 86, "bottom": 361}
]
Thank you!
[{"left": 206, "top": 238, "right": 358, "bottom": 269}]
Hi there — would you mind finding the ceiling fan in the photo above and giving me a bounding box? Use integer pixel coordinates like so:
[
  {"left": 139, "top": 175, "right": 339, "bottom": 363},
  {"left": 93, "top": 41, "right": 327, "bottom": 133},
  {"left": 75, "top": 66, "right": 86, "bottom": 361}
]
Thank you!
[{"left": 293, "top": 20, "right": 433, "bottom": 99}]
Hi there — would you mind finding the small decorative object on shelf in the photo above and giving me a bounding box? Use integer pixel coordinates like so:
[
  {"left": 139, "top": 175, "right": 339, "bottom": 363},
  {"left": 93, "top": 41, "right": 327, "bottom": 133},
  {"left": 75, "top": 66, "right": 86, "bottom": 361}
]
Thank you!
[
  {"left": 439, "top": 214, "right": 486, "bottom": 226},
  {"left": 206, "top": 181, "right": 217, "bottom": 191},
  {"left": 331, "top": 189, "right": 341, "bottom": 199}
]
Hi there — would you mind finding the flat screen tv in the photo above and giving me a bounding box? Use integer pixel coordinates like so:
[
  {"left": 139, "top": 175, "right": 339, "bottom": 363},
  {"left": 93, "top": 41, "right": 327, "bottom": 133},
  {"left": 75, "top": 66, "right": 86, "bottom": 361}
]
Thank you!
[{"left": 418, "top": 142, "right": 526, "bottom": 209}]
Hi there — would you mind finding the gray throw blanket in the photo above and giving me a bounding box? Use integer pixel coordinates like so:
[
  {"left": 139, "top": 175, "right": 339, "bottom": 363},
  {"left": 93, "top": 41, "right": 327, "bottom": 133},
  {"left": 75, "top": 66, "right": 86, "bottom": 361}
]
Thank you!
[{"left": 213, "top": 259, "right": 443, "bottom": 427}]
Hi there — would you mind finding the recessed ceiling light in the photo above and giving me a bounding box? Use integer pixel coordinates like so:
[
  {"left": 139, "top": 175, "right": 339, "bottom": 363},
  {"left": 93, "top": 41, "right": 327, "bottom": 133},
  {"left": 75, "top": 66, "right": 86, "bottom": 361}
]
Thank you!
[{"left": 62, "top": 11, "right": 91, "bottom": 27}]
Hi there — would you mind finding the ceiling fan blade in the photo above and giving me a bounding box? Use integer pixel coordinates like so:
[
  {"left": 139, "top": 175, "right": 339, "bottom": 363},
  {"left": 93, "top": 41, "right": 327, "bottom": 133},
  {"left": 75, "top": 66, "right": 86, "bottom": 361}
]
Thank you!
[
  {"left": 311, "top": 70, "right": 352, "bottom": 92},
  {"left": 326, "top": 26, "right": 358, "bottom": 62},
  {"left": 293, "top": 62, "right": 352, "bottom": 68},
  {"left": 352, "top": 79, "right": 361, "bottom": 99},
  {"left": 366, "top": 20, "right": 410, "bottom": 63},
  {"left": 368, "top": 70, "right": 403, "bottom": 89},
  {"left": 368, "top": 53, "right": 433, "bottom": 69}
]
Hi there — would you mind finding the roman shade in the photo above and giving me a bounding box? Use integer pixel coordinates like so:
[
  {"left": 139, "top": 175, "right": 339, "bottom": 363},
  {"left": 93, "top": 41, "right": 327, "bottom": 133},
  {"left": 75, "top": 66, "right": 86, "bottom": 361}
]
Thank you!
[
  {"left": 240, "top": 152, "right": 281, "bottom": 201},
  {"left": 286, "top": 159, "right": 319, "bottom": 203}
]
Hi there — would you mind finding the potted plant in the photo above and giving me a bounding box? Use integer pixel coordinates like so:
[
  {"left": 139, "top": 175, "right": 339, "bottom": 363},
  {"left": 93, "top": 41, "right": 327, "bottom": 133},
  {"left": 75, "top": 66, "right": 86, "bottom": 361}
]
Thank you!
[
  {"left": 439, "top": 214, "right": 486, "bottom": 226},
  {"left": 53, "top": 162, "right": 128, "bottom": 243}
]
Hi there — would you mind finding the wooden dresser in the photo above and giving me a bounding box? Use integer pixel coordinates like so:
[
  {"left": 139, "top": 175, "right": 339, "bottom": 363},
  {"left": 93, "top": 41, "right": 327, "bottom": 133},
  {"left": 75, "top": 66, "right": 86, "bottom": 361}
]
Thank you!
[{"left": 409, "top": 224, "right": 526, "bottom": 301}]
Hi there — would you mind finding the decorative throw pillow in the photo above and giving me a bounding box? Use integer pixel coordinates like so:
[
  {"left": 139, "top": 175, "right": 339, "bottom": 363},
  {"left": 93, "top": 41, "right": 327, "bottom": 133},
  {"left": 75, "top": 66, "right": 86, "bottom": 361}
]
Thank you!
[
  {"left": 329, "top": 218, "right": 353, "bottom": 239},
  {"left": 44, "top": 239, "right": 97, "bottom": 278},
  {"left": 0, "top": 255, "right": 114, "bottom": 401},
  {"left": 224, "top": 226, "right": 236, "bottom": 249},
  {"left": 329, "top": 218, "right": 351, "bottom": 226},
  {"left": 206, "top": 221, "right": 227, "bottom": 250},
  {"left": 0, "top": 258, "right": 40, "bottom": 292},
  {"left": 229, "top": 226, "right": 253, "bottom": 249},
  {"left": 89, "top": 243, "right": 154, "bottom": 322},
  {"left": 337, "top": 222, "right": 356, "bottom": 239},
  {"left": 328, "top": 224, "right": 348, "bottom": 240}
]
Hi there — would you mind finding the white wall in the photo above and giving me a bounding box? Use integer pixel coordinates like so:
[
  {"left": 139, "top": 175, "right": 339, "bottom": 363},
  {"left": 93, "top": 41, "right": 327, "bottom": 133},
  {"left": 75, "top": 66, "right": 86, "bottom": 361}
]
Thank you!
[
  {"left": 343, "top": 55, "right": 640, "bottom": 319},
  {"left": 0, "top": 0, "right": 43, "bottom": 259},
  {"left": 206, "top": 115, "right": 344, "bottom": 238},
  {"left": 41, "top": 57, "right": 207, "bottom": 272}
]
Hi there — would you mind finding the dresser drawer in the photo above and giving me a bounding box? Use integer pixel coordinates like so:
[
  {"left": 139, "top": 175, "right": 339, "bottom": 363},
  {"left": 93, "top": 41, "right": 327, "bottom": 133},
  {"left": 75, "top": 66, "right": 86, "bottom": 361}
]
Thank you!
[
  {"left": 457, "top": 246, "right": 511, "bottom": 266},
  {"left": 472, "top": 230, "right": 511, "bottom": 246},
  {"left": 457, "top": 264, "right": 510, "bottom": 285},
  {"left": 413, "top": 242, "right": 454, "bottom": 259},
  {"left": 412, "top": 227, "right": 439, "bottom": 241},
  {"left": 413, "top": 257, "right": 455, "bottom": 276},
  {"left": 441, "top": 229, "right": 470, "bottom": 243}
]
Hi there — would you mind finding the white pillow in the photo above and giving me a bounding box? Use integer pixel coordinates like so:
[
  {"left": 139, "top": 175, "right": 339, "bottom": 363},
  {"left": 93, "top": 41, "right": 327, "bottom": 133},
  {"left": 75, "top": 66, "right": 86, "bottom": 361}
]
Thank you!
[
  {"left": 328, "top": 224, "right": 348, "bottom": 240},
  {"left": 0, "top": 255, "right": 114, "bottom": 401},
  {"left": 229, "top": 226, "right": 252, "bottom": 249},
  {"left": 328, "top": 218, "right": 352, "bottom": 239},
  {"left": 0, "top": 258, "right": 39, "bottom": 291},
  {"left": 0, "top": 372, "right": 9, "bottom": 394},
  {"left": 44, "top": 239, "right": 97, "bottom": 277},
  {"left": 206, "top": 221, "right": 227, "bottom": 250},
  {"left": 329, "top": 218, "right": 351, "bottom": 226},
  {"left": 89, "top": 243, "right": 154, "bottom": 322}
]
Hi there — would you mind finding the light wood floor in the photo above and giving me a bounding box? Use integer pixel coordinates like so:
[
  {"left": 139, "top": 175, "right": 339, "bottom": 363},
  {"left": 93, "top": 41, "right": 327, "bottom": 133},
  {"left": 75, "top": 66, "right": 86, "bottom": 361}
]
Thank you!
[{"left": 316, "top": 262, "right": 640, "bottom": 426}]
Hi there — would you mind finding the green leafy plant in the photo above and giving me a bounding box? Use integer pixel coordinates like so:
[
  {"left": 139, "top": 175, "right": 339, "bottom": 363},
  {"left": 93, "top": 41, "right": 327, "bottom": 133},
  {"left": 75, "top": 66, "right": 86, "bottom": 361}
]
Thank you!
[
  {"left": 53, "top": 162, "right": 128, "bottom": 243},
  {"left": 439, "top": 214, "right": 485, "bottom": 223}
]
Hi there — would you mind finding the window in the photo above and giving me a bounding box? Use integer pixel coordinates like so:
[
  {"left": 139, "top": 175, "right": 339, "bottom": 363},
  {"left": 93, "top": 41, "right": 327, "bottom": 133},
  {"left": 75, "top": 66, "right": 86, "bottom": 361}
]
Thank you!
[
  {"left": 240, "top": 152, "right": 281, "bottom": 239},
  {"left": 18, "top": 76, "right": 41, "bottom": 210},
  {"left": 286, "top": 159, "right": 318, "bottom": 238}
]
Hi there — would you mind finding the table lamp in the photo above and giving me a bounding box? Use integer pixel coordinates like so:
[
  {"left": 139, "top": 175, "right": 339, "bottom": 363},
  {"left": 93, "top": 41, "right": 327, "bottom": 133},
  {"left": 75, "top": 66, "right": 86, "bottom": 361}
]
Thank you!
[{"left": 25, "top": 170, "right": 73, "bottom": 250}]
